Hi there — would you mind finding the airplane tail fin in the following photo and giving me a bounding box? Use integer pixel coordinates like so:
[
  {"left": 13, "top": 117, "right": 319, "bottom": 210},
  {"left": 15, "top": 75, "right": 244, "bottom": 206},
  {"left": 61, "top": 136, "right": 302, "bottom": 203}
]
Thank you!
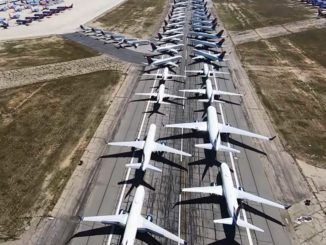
[
  {"left": 163, "top": 26, "right": 166, "bottom": 32},
  {"left": 157, "top": 32, "right": 163, "bottom": 40},
  {"left": 195, "top": 143, "right": 213, "bottom": 150},
  {"left": 214, "top": 218, "right": 264, "bottom": 232},
  {"left": 212, "top": 22, "right": 217, "bottom": 30},
  {"left": 217, "top": 29, "right": 224, "bottom": 38},
  {"left": 150, "top": 42, "right": 157, "bottom": 51},
  {"left": 146, "top": 56, "right": 154, "bottom": 65},
  {"left": 212, "top": 17, "right": 217, "bottom": 24},
  {"left": 208, "top": 13, "right": 211, "bottom": 19},
  {"left": 164, "top": 20, "right": 168, "bottom": 26},
  {"left": 218, "top": 51, "right": 226, "bottom": 61},
  {"left": 217, "top": 38, "right": 225, "bottom": 48}
]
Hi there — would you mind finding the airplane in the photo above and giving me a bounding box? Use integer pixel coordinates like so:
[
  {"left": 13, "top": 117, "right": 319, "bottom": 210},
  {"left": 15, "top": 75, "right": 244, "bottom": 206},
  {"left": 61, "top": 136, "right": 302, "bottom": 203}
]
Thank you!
[
  {"left": 117, "top": 38, "right": 149, "bottom": 48},
  {"left": 164, "top": 20, "right": 184, "bottom": 29},
  {"left": 108, "top": 124, "right": 191, "bottom": 172},
  {"left": 192, "top": 14, "right": 212, "bottom": 20},
  {"left": 185, "top": 63, "right": 229, "bottom": 79},
  {"left": 162, "top": 26, "right": 183, "bottom": 35},
  {"left": 143, "top": 55, "right": 182, "bottom": 68},
  {"left": 192, "top": 23, "right": 217, "bottom": 32},
  {"left": 143, "top": 67, "right": 186, "bottom": 81},
  {"left": 157, "top": 33, "right": 183, "bottom": 43},
  {"left": 82, "top": 186, "right": 186, "bottom": 244},
  {"left": 0, "top": 18, "right": 8, "bottom": 29},
  {"left": 165, "top": 105, "right": 275, "bottom": 153},
  {"left": 150, "top": 42, "right": 183, "bottom": 55},
  {"left": 180, "top": 79, "right": 242, "bottom": 103},
  {"left": 188, "top": 30, "right": 225, "bottom": 40},
  {"left": 135, "top": 84, "right": 186, "bottom": 104},
  {"left": 169, "top": 15, "right": 186, "bottom": 23},
  {"left": 192, "top": 50, "right": 227, "bottom": 63},
  {"left": 190, "top": 38, "right": 225, "bottom": 49},
  {"left": 182, "top": 162, "right": 290, "bottom": 232}
]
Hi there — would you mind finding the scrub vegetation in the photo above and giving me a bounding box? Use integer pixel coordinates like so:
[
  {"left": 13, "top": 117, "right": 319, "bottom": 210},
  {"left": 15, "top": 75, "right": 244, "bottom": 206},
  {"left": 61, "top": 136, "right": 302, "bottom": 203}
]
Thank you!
[
  {"left": 214, "top": 0, "right": 312, "bottom": 31},
  {"left": 236, "top": 28, "right": 326, "bottom": 167},
  {"left": 0, "top": 36, "right": 98, "bottom": 71},
  {"left": 0, "top": 70, "right": 121, "bottom": 240},
  {"left": 93, "top": 0, "right": 167, "bottom": 38}
]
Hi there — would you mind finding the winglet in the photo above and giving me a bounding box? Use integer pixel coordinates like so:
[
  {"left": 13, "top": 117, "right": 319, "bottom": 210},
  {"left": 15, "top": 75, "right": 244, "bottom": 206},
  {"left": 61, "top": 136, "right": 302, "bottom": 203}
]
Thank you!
[{"left": 269, "top": 136, "right": 276, "bottom": 141}]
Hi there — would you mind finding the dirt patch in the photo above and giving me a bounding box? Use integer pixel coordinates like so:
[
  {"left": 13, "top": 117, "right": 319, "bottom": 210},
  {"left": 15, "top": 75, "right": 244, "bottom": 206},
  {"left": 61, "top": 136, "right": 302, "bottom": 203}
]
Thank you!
[
  {"left": 0, "top": 70, "right": 123, "bottom": 241},
  {"left": 0, "top": 36, "right": 98, "bottom": 71},
  {"left": 214, "top": 0, "right": 313, "bottom": 31},
  {"left": 237, "top": 28, "right": 326, "bottom": 168},
  {"left": 90, "top": 0, "right": 167, "bottom": 38}
]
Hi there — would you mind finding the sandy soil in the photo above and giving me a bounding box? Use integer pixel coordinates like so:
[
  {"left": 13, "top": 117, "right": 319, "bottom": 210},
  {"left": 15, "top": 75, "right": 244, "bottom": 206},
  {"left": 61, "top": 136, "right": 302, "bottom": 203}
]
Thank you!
[{"left": 0, "top": 0, "right": 125, "bottom": 41}]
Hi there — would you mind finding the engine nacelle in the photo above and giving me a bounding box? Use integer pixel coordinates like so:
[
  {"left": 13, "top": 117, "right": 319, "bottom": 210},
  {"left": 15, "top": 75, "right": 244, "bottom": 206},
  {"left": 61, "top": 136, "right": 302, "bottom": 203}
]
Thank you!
[{"left": 146, "top": 214, "right": 153, "bottom": 222}]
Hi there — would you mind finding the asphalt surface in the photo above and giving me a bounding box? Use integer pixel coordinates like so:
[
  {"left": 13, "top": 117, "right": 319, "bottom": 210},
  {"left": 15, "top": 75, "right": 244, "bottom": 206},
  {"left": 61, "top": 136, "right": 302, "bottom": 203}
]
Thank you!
[
  {"left": 64, "top": 33, "right": 148, "bottom": 64},
  {"left": 64, "top": 1, "right": 293, "bottom": 245}
]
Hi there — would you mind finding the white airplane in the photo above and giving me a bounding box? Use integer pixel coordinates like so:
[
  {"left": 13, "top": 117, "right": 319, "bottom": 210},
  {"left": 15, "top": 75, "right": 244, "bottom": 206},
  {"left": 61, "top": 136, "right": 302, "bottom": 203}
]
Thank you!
[
  {"left": 157, "top": 33, "right": 183, "bottom": 43},
  {"left": 165, "top": 106, "right": 275, "bottom": 153},
  {"left": 191, "top": 38, "right": 225, "bottom": 49},
  {"left": 182, "top": 162, "right": 290, "bottom": 232},
  {"left": 185, "top": 63, "right": 229, "bottom": 79},
  {"left": 162, "top": 26, "right": 183, "bottom": 35},
  {"left": 117, "top": 38, "right": 149, "bottom": 48},
  {"left": 189, "top": 30, "right": 225, "bottom": 40},
  {"left": 135, "top": 84, "right": 186, "bottom": 104},
  {"left": 82, "top": 186, "right": 186, "bottom": 244},
  {"left": 108, "top": 124, "right": 191, "bottom": 172},
  {"left": 180, "top": 79, "right": 242, "bottom": 103},
  {"left": 169, "top": 15, "right": 186, "bottom": 23},
  {"left": 192, "top": 50, "right": 227, "bottom": 62},
  {"left": 80, "top": 25, "right": 92, "bottom": 34},
  {"left": 192, "top": 23, "right": 217, "bottom": 32},
  {"left": 164, "top": 20, "right": 184, "bottom": 29},
  {"left": 150, "top": 42, "right": 183, "bottom": 55},
  {"left": 143, "top": 55, "right": 182, "bottom": 68},
  {"left": 143, "top": 67, "right": 186, "bottom": 81}
]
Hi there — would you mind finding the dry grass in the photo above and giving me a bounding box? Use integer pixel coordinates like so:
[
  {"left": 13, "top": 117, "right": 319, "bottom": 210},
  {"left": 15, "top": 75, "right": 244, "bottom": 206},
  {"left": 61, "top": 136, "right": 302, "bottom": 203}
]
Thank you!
[
  {"left": 237, "top": 28, "right": 326, "bottom": 167},
  {"left": 214, "top": 0, "right": 312, "bottom": 31},
  {"left": 0, "top": 36, "right": 98, "bottom": 71},
  {"left": 92, "top": 0, "right": 167, "bottom": 38},
  {"left": 0, "top": 70, "right": 121, "bottom": 240}
]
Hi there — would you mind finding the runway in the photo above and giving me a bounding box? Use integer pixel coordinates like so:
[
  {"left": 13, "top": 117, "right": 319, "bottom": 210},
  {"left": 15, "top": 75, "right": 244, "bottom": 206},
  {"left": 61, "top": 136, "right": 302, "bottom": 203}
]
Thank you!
[{"left": 67, "top": 1, "right": 293, "bottom": 245}]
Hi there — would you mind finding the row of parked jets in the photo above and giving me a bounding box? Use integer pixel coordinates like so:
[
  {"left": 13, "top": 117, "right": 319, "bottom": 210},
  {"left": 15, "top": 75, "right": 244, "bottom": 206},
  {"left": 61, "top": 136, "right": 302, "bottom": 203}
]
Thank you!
[{"left": 78, "top": 0, "right": 290, "bottom": 244}]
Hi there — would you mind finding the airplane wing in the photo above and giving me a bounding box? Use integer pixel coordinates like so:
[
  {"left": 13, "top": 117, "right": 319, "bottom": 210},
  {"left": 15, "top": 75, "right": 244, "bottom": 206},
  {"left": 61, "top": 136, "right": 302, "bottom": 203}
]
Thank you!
[
  {"left": 185, "top": 70, "right": 202, "bottom": 73},
  {"left": 82, "top": 214, "right": 128, "bottom": 226},
  {"left": 108, "top": 140, "right": 145, "bottom": 149},
  {"left": 235, "top": 189, "right": 287, "bottom": 209},
  {"left": 142, "top": 73, "right": 158, "bottom": 77},
  {"left": 139, "top": 217, "right": 185, "bottom": 244},
  {"left": 135, "top": 92, "right": 158, "bottom": 97},
  {"left": 183, "top": 185, "right": 223, "bottom": 195},
  {"left": 165, "top": 121, "right": 207, "bottom": 131},
  {"left": 180, "top": 89, "right": 206, "bottom": 94},
  {"left": 166, "top": 62, "right": 179, "bottom": 67},
  {"left": 219, "top": 124, "right": 271, "bottom": 141},
  {"left": 170, "top": 74, "right": 186, "bottom": 78},
  {"left": 153, "top": 142, "right": 191, "bottom": 156},
  {"left": 213, "top": 90, "right": 242, "bottom": 96}
]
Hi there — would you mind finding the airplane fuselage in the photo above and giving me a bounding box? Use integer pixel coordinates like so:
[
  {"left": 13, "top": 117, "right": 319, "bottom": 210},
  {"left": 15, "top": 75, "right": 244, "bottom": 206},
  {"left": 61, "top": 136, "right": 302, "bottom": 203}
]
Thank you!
[
  {"left": 142, "top": 124, "right": 157, "bottom": 170},
  {"left": 157, "top": 84, "right": 166, "bottom": 103},
  {"left": 220, "top": 163, "right": 239, "bottom": 221},
  {"left": 121, "top": 186, "right": 145, "bottom": 245},
  {"left": 205, "top": 79, "right": 214, "bottom": 102},
  {"left": 207, "top": 106, "right": 221, "bottom": 150}
]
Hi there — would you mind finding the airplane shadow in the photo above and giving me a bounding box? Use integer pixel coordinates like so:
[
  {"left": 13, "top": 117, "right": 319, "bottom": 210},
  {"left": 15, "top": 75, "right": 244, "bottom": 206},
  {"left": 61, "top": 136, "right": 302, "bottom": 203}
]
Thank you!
[{"left": 67, "top": 224, "right": 161, "bottom": 245}]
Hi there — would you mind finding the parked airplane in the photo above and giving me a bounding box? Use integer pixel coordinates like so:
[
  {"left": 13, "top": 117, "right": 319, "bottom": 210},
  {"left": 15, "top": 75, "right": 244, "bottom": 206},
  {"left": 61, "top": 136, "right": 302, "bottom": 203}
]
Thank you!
[
  {"left": 143, "top": 67, "right": 186, "bottom": 81},
  {"left": 192, "top": 50, "right": 227, "bottom": 62},
  {"left": 157, "top": 33, "right": 183, "bottom": 43},
  {"left": 143, "top": 55, "right": 182, "bottom": 68},
  {"left": 150, "top": 42, "right": 183, "bottom": 55},
  {"left": 180, "top": 79, "right": 242, "bottom": 103},
  {"left": 182, "top": 162, "right": 290, "bottom": 232},
  {"left": 165, "top": 106, "right": 275, "bottom": 153},
  {"left": 135, "top": 84, "right": 186, "bottom": 104},
  {"left": 118, "top": 38, "right": 149, "bottom": 48},
  {"left": 192, "top": 23, "right": 217, "bottom": 32},
  {"left": 82, "top": 186, "right": 186, "bottom": 244},
  {"left": 185, "top": 63, "right": 229, "bottom": 78},
  {"left": 108, "top": 124, "right": 191, "bottom": 172},
  {"left": 189, "top": 30, "right": 225, "bottom": 40},
  {"left": 191, "top": 38, "right": 225, "bottom": 49},
  {"left": 162, "top": 26, "right": 183, "bottom": 35}
]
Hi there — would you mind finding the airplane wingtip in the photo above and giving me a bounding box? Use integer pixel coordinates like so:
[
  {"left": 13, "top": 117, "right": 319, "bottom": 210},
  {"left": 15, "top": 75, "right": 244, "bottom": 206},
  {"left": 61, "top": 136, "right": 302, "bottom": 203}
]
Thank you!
[
  {"left": 285, "top": 204, "right": 291, "bottom": 210},
  {"left": 269, "top": 136, "right": 276, "bottom": 141}
]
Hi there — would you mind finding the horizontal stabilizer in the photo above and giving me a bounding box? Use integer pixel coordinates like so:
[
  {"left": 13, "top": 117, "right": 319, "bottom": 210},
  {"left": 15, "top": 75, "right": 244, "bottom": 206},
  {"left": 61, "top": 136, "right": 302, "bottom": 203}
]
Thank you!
[
  {"left": 218, "top": 144, "right": 240, "bottom": 153},
  {"left": 195, "top": 143, "right": 213, "bottom": 150},
  {"left": 214, "top": 217, "right": 264, "bottom": 232},
  {"left": 125, "top": 163, "right": 142, "bottom": 169}
]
